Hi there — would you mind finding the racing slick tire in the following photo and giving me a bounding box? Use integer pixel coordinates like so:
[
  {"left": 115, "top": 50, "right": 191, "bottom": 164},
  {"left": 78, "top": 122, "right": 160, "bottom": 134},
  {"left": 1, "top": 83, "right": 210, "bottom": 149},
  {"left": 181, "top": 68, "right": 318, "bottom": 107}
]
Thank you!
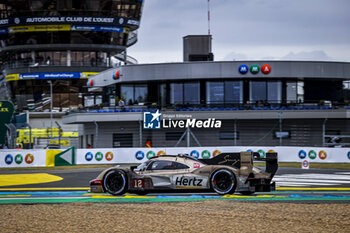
[
  {"left": 103, "top": 169, "right": 127, "bottom": 195},
  {"left": 210, "top": 169, "right": 237, "bottom": 195}
]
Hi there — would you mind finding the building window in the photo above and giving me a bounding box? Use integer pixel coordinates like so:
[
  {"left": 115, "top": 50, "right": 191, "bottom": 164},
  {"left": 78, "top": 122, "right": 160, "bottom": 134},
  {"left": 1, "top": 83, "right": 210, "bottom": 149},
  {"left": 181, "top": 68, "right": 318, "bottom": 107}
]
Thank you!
[
  {"left": 147, "top": 161, "right": 189, "bottom": 170},
  {"left": 170, "top": 83, "right": 183, "bottom": 105},
  {"left": 134, "top": 85, "right": 148, "bottom": 104},
  {"left": 121, "top": 84, "right": 148, "bottom": 105},
  {"left": 184, "top": 82, "right": 200, "bottom": 105},
  {"left": 250, "top": 81, "right": 282, "bottom": 104},
  {"left": 206, "top": 81, "right": 224, "bottom": 104},
  {"left": 297, "top": 81, "right": 304, "bottom": 103},
  {"left": 267, "top": 81, "right": 282, "bottom": 103},
  {"left": 225, "top": 81, "right": 243, "bottom": 104},
  {"left": 286, "top": 81, "right": 297, "bottom": 103},
  {"left": 121, "top": 85, "right": 134, "bottom": 105},
  {"left": 170, "top": 82, "right": 200, "bottom": 105},
  {"left": 250, "top": 81, "right": 266, "bottom": 103}
]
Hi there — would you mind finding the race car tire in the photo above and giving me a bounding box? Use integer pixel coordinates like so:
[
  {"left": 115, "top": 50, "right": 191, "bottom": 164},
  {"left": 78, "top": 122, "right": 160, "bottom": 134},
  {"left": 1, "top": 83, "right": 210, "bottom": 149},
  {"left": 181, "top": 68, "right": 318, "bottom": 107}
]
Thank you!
[
  {"left": 103, "top": 169, "right": 127, "bottom": 195},
  {"left": 210, "top": 169, "right": 237, "bottom": 195}
]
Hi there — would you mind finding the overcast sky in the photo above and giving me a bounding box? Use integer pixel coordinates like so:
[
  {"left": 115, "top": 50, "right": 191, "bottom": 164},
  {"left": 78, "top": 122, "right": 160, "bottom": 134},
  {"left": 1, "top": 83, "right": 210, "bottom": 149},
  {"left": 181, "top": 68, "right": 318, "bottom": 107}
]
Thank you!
[{"left": 128, "top": 0, "right": 350, "bottom": 64}]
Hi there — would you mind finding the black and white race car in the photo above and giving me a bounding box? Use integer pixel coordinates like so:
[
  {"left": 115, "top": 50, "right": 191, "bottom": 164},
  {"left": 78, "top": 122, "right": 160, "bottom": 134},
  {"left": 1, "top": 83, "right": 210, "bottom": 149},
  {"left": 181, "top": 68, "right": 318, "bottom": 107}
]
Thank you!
[{"left": 90, "top": 151, "right": 278, "bottom": 195}]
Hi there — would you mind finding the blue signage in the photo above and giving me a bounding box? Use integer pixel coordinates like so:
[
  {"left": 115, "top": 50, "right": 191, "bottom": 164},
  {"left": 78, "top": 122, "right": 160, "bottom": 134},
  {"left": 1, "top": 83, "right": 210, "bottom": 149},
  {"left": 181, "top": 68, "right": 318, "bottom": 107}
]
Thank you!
[
  {"left": 135, "top": 151, "right": 145, "bottom": 160},
  {"left": 5, "top": 154, "right": 13, "bottom": 165},
  {"left": 19, "top": 72, "right": 81, "bottom": 80},
  {"left": 85, "top": 152, "right": 93, "bottom": 161},
  {"left": 298, "top": 150, "right": 307, "bottom": 159},
  {"left": 71, "top": 25, "right": 124, "bottom": 33},
  {"left": 0, "top": 28, "right": 8, "bottom": 34},
  {"left": 347, "top": 151, "right": 350, "bottom": 160},
  {"left": 190, "top": 150, "right": 199, "bottom": 159},
  {"left": 238, "top": 64, "right": 249, "bottom": 74},
  {"left": 143, "top": 110, "right": 161, "bottom": 129}
]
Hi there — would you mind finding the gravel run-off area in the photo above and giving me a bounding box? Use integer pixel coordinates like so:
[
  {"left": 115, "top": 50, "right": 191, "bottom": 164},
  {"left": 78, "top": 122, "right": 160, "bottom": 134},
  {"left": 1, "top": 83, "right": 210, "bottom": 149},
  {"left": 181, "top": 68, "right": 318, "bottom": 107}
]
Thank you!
[{"left": 1, "top": 201, "right": 350, "bottom": 233}]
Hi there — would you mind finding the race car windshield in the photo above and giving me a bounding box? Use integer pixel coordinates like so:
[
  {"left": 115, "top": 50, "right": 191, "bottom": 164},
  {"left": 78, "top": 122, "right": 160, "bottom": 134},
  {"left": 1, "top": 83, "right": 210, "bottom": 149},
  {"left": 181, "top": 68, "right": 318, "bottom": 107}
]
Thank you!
[{"left": 135, "top": 161, "right": 151, "bottom": 172}]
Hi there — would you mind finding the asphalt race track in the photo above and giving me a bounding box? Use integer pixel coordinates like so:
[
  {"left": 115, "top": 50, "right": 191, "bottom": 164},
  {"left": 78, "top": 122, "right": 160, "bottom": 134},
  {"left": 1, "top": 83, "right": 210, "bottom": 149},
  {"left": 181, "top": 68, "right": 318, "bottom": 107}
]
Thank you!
[{"left": 1, "top": 167, "right": 350, "bottom": 204}]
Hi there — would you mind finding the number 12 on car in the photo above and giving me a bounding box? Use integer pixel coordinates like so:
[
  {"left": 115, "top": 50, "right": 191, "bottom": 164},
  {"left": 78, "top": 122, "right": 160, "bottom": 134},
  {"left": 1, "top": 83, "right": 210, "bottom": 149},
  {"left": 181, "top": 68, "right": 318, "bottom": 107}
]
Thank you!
[{"left": 132, "top": 179, "right": 144, "bottom": 188}]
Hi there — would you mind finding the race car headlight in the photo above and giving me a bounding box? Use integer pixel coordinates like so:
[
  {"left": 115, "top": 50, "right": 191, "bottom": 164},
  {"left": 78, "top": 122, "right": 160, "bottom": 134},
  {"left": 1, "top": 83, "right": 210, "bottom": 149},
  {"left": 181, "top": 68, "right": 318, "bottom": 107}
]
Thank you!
[{"left": 90, "top": 179, "right": 102, "bottom": 185}]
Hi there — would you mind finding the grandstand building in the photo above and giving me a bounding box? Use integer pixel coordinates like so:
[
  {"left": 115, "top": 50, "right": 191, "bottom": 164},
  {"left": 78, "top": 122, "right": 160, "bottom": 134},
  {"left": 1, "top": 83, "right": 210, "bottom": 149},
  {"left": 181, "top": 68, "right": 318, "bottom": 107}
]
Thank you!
[
  {"left": 62, "top": 36, "right": 350, "bottom": 148},
  {"left": 0, "top": 0, "right": 144, "bottom": 111}
]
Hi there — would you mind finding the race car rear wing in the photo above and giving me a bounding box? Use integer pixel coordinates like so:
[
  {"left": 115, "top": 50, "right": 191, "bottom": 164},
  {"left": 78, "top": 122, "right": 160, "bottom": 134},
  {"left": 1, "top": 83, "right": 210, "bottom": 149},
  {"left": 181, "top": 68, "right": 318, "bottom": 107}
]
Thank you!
[
  {"left": 199, "top": 151, "right": 278, "bottom": 178},
  {"left": 253, "top": 152, "right": 278, "bottom": 177}
]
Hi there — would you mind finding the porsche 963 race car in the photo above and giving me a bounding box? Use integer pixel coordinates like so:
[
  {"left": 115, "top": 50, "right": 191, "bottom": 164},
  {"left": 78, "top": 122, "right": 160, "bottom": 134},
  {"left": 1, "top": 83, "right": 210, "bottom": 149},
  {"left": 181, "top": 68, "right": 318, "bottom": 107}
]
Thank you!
[{"left": 90, "top": 151, "right": 278, "bottom": 195}]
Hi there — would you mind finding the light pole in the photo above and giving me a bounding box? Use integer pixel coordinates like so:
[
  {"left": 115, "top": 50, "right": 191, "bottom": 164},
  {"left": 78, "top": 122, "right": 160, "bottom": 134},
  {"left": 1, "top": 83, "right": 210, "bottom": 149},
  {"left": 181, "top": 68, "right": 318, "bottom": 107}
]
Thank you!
[{"left": 47, "top": 80, "right": 53, "bottom": 138}]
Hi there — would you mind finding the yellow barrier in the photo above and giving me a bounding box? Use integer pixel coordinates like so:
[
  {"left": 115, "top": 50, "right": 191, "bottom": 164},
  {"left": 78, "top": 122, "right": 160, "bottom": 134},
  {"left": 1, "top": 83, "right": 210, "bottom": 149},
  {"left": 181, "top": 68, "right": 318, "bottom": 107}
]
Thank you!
[{"left": 45, "top": 150, "right": 62, "bottom": 167}]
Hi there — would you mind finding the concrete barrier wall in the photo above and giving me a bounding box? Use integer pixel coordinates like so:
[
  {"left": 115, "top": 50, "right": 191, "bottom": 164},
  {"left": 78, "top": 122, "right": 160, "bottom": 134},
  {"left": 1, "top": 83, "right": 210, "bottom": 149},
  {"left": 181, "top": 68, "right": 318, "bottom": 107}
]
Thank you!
[{"left": 1, "top": 146, "right": 350, "bottom": 167}]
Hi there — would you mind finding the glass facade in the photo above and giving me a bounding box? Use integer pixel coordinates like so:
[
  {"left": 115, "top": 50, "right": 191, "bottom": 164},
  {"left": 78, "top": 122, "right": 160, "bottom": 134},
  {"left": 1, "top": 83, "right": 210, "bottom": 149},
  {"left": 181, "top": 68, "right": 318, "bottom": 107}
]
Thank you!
[
  {"left": 286, "top": 81, "right": 297, "bottom": 103},
  {"left": 3, "top": 51, "right": 111, "bottom": 69},
  {"left": 297, "top": 81, "right": 304, "bottom": 103},
  {"left": 206, "top": 81, "right": 243, "bottom": 105},
  {"left": 121, "top": 84, "right": 148, "bottom": 105},
  {"left": 121, "top": 84, "right": 134, "bottom": 105},
  {"left": 170, "top": 83, "right": 183, "bottom": 105},
  {"left": 250, "top": 81, "right": 282, "bottom": 104},
  {"left": 225, "top": 81, "right": 243, "bottom": 104},
  {"left": 2, "top": 31, "right": 128, "bottom": 47},
  {"left": 206, "top": 82, "right": 224, "bottom": 104},
  {"left": 286, "top": 81, "right": 304, "bottom": 103},
  {"left": 250, "top": 81, "right": 266, "bottom": 103},
  {"left": 0, "top": 0, "right": 144, "bottom": 111},
  {"left": 170, "top": 82, "right": 200, "bottom": 105},
  {"left": 184, "top": 82, "right": 200, "bottom": 105},
  {"left": 9, "top": 79, "right": 86, "bottom": 110},
  {"left": 0, "top": 1, "right": 142, "bottom": 48},
  {"left": 267, "top": 81, "right": 282, "bottom": 103},
  {"left": 134, "top": 85, "right": 147, "bottom": 104}
]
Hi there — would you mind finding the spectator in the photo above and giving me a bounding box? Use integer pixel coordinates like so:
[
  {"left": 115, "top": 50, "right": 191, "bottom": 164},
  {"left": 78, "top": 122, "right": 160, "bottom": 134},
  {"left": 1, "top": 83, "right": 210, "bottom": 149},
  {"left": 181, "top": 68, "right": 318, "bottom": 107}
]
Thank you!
[
  {"left": 145, "top": 138, "right": 152, "bottom": 148},
  {"left": 244, "top": 100, "right": 251, "bottom": 110},
  {"left": 118, "top": 99, "right": 125, "bottom": 112},
  {"left": 46, "top": 56, "right": 51, "bottom": 65}
]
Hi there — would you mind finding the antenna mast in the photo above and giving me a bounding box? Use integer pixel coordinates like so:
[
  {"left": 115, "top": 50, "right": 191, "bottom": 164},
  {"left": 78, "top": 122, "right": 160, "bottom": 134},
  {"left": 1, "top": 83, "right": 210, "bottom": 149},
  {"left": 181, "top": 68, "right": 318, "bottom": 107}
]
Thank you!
[{"left": 207, "top": 0, "right": 211, "bottom": 35}]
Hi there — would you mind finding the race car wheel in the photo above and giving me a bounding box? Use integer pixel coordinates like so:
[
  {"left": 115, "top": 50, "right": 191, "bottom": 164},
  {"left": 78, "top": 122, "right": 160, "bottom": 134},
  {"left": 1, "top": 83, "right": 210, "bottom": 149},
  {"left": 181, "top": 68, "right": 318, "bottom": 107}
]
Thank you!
[
  {"left": 210, "top": 169, "right": 237, "bottom": 195},
  {"left": 103, "top": 170, "right": 127, "bottom": 195}
]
